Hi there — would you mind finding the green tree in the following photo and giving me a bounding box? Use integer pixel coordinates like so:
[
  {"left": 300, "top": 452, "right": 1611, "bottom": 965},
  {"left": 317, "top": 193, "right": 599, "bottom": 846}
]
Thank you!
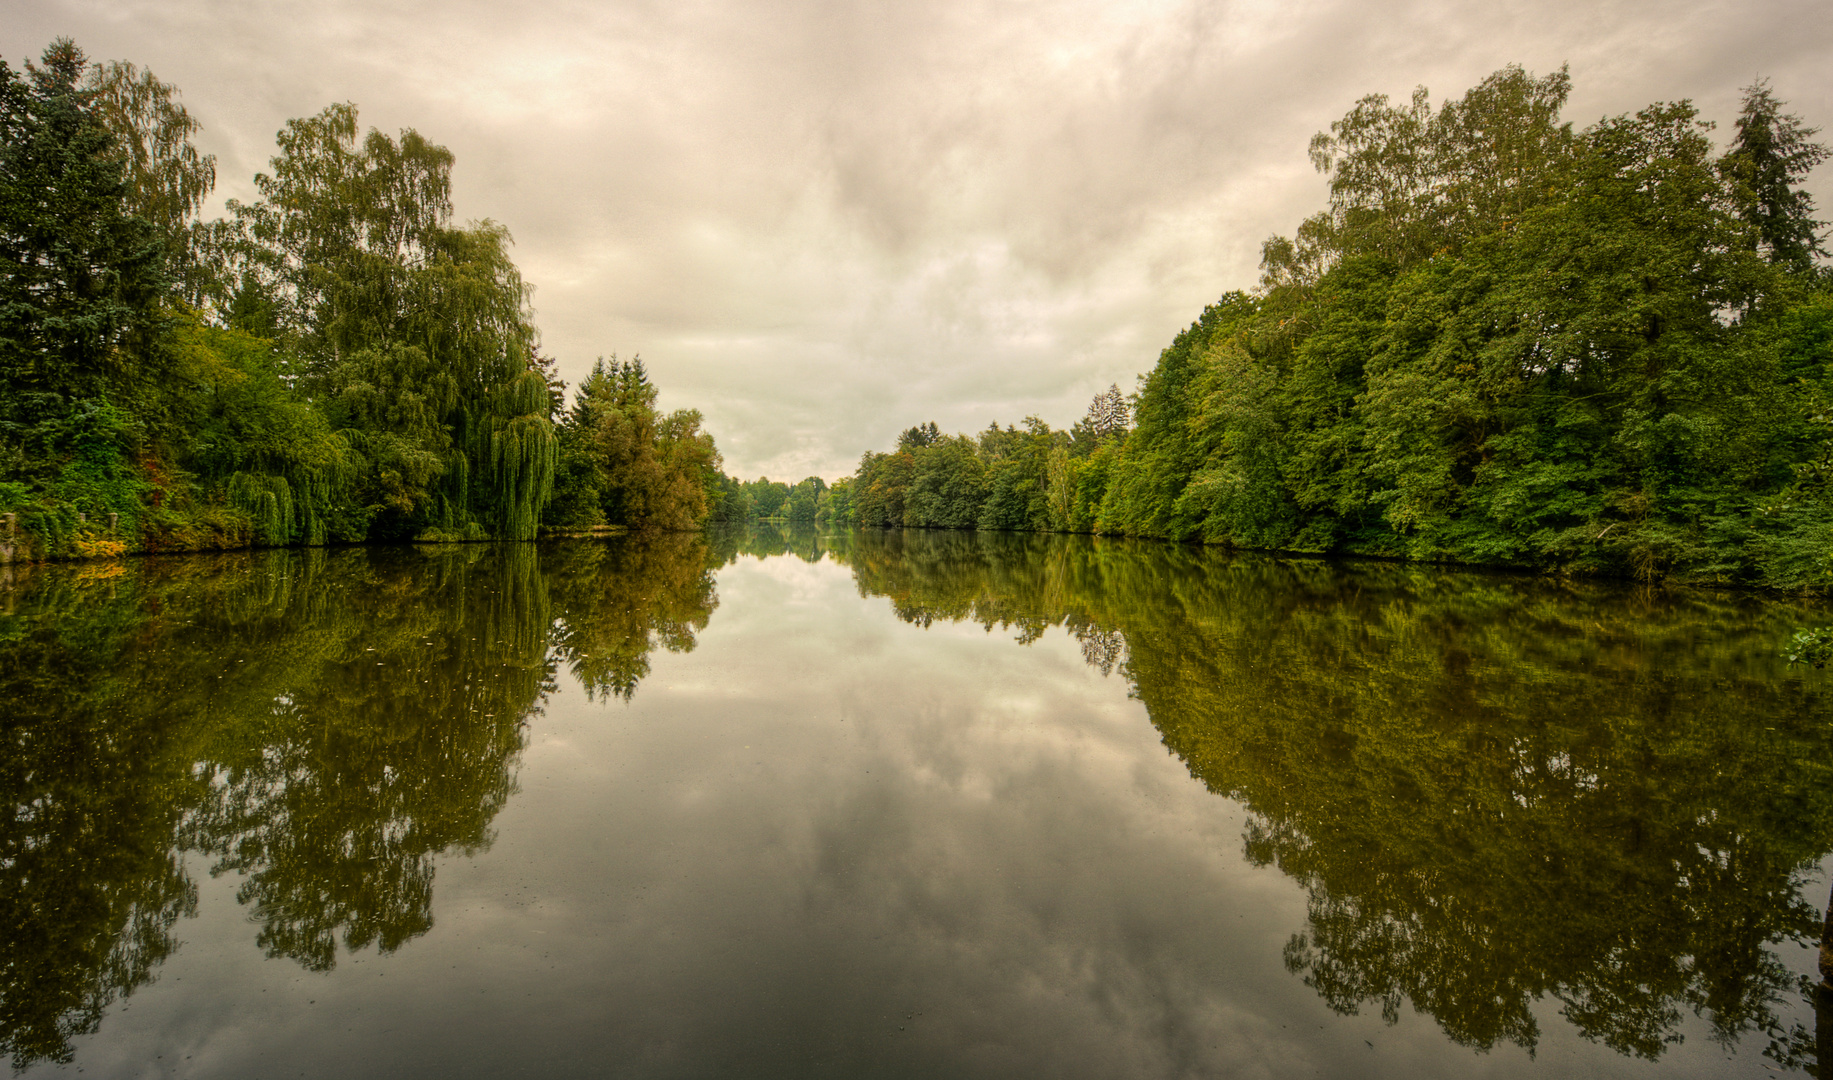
[
  {"left": 83, "top": 60, "right": 216, "bottom": 305},
  {"left": 1268, "top": 65, "right": 1574, "bottom": 283},
  {"left": 1720, "top": 80, "right": 1829, "bottom": 273},
  {"left": 226, "top": 103, "right": 555, "bottom": 540},
  {"left": 906, "top": 436, "right": 987, "bottom": 527},
  {"left": 175, "top": 317, "right": 357, "bottom": 545},
  {"left": 551, "top": 356, "right": 717, "bottom": 531},
  {"left": 815, "top": 476, "right": 854, "bottom": 526},
  {"left": 784, "top": 475, "right": 826, "bottom": 522},
  {"left": 829, "top": 70, "right": 1833, "bottom": 592},
  {"left": 0, "top": 40, "right": 167, "bottom": 455},
  {"left": 1097, "top": 293, "right": 1257, "bottom": 538}
]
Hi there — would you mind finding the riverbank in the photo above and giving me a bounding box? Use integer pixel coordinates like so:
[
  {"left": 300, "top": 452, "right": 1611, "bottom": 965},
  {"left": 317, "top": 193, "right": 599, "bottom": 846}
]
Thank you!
[
  {"left": 9, "top": 513, "right": 1832, "bottom": 604},
  {"left": 0, "top": 513, "right": 633, "bottom": 567}
]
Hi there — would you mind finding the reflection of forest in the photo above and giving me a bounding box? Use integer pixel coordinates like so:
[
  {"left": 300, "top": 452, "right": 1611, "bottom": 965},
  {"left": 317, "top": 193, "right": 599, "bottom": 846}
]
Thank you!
[
  {"left": 836, "top": 528, "right": 1833, "bottom": 1069},
  {"left": 0, "top": 535, "right": 718, "bottom": 1068},
  {"left": 8, "top": 528, "right": 1832, "bottom": 1071},
  {"left": 711, "top": 520, "right": 830, "bottom": 565}
]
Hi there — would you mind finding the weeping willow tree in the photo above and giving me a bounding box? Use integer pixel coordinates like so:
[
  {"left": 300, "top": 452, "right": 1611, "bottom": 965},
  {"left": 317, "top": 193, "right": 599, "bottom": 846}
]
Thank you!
[
  {"left": 487, "top": 370, "right": 559, "bottom": 541},
  {"left": 224, "top": 105, "right": 557, "bottom": 540},
  {"left": 172, "top": 318, "right": 360, "bottom": 546}
]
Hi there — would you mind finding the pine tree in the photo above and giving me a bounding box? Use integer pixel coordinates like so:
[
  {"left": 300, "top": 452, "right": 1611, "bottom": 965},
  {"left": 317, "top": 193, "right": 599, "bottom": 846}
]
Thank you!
[
  {"left": 0, "top": 40, "right": 167, "bottom": 447},
  {"left": 1720, "top": 80, "right": 1829, "bottom": 271}
]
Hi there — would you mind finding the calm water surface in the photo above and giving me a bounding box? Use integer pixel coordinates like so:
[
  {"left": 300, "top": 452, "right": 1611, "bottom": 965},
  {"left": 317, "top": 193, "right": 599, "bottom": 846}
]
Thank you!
[{"left": 4, "top": 528, "right": 1832, "bottom": 1078}]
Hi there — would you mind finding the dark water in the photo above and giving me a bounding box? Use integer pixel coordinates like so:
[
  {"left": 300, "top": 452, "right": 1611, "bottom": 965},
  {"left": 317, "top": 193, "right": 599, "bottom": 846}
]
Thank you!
[{"left": 4, "top": 528, "right": 1832, "bottom": 1078}]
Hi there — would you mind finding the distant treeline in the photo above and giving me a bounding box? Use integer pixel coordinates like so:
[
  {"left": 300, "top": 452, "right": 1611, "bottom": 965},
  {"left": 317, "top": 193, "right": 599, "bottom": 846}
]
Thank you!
[
  {"left": 704, "top": 474, "right": 830, "bottom": 524},
  {"left": 826, "top": 66, "right": 1833, "bottom": 587},
  {"left": 1, "top": 39, "right": 729, "bottom": 561}
]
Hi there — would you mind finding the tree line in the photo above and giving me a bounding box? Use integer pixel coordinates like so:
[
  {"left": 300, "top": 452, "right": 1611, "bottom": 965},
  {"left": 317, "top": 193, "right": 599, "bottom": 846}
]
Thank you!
[
  {"left": 705, "top": 473, "right": 830, "bottom": 524},
  {"left": 825, "top": 67, "right": 1833, "bottom": 587},
  {"left": 0, "top": 39, "right": 732, "bottom": 559}
]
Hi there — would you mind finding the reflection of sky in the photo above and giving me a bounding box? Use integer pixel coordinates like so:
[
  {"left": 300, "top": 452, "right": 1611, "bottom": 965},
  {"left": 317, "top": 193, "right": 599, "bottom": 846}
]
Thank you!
[{"left": 40, "top": 553, "right": 1816, "bottom": 1078}]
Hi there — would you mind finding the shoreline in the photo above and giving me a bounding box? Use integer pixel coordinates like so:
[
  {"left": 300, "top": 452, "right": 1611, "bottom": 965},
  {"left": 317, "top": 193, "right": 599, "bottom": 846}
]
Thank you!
[
  {"left": 5, "top": 518, "right": 1829, "bottom": 602},
  {"left": 0, "top": 522, "right": 635, "bottom": 569}
]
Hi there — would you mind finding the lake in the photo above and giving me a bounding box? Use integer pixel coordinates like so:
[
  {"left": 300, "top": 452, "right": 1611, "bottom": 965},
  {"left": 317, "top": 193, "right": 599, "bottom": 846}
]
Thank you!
[{"left": 4, "top": 527, "right": 1831, "bottom": 1078}]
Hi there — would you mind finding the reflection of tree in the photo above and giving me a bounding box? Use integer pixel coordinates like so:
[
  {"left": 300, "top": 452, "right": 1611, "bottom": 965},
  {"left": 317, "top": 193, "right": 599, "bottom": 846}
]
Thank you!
[
  {"left": 840, "top": 529, "right": 1833, "bottom": 1068},
  {"left": 178, "top": 545, "right": 551, "bottom": 970},
  {"left": 0, "top": 536, "right": 720, "bottom": 1064},
  {"left": 546, "top": 532, "right": 720, "bottom": 702},
  {"left": 1129, "top": 566, "right": 1833, "bottom": 1065},
  {"left": 1078, "top": 629, "right": 1126, "bottom": 675},
  {"left": 831, "top": 528, "right": 1086, "bottom": 642},
  {"left": 711, "top": 521, "right": 827, "bottom": 564},
  {"left": 0, "top": 567, "right": 201, "bottom": 1069}
]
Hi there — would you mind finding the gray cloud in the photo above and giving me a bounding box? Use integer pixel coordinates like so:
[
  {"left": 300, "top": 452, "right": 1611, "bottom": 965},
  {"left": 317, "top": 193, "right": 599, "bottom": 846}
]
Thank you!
[{"left": 8, "top": 0, "right": 1830, "bottom": 478}]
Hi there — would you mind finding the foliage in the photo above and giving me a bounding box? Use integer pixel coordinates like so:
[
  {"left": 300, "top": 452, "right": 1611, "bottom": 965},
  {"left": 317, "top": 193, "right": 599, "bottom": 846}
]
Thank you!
[
  {"left": 82, "top": 60, "right": 216, "bottom": 303},
  {"left": 831, "top": 68, "right": 1833, "bottom": 588},
  {"left": 838, "top": 414, "right": 1074, "bottom": 532},
  {"left": 704, "top": 471, "right": 844, "bottom": 527},
  {"left": 1720, "top": 80, "right": 1829, "bottom": 273},
  {"left": 1785, "top": 626, "right": 1833, "bottom": 668},
  {"left": 0, "top": 40, "right": 167, "bottom": 464},
  {"left": 546, "top": 355, "right": 718, "bottom": 532},
  {"left": 2, "top": 38, "right": 722, "bottom": 558},
  {"left": 1273, "top": 65, "right": 1575, "bottom": 277}
]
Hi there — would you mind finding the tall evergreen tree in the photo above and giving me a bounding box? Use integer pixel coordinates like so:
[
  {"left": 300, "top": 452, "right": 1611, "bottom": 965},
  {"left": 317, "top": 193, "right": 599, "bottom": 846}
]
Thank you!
[
  {"left": 0, "top": 40, "right": 166, "bottom": 451},
  {"left": 549, "top": 355, "right": 717, "bottom": 532},
  {"left": 1719, "top": 80, "right": 1829, "bottom": 272}
]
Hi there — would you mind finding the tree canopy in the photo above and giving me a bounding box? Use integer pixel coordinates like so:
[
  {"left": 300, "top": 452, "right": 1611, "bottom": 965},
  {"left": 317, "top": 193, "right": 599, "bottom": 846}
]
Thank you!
[
  {"left": 831, "top": 67, "right": 1833, "bottom": 589},
  {"left": 0, "top": 38, "right": 725, "bottom": 559}
]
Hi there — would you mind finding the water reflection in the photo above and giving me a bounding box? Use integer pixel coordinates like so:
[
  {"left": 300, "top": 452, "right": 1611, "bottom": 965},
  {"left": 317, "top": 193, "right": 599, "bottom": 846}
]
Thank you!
[
  {"left": 0, "top": 536, "right": 718, "bottom": 1068},
  {"left": 4, "top": 527, "right": 1832, "bottom": 1075},
  {"left": 546, "top": 534, "right": 721, "bottom": 701},
  {"left": 175, "top": 546, "right": 552, "bottom": 972},
  {"left": 0, "top": 561, "right": 200, "bottom": 1068},
  {"left": 832, "top": 528, "right": 1833, "bottom": 1069}
]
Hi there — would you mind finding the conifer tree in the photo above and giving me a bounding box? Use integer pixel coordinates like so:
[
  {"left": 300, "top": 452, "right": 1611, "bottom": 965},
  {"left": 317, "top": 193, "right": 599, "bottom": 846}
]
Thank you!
[
  {"left": 1720, "top": 80, "right": 1828, "bottom": 271},
  {"left": 0, "top": 40, "right": 166, "bottom": 445}
]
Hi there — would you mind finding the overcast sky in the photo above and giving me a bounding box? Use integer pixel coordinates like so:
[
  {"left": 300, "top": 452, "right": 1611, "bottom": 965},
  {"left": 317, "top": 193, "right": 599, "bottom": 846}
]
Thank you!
[{"left": 8, "top": 0, "right": 1831, "bottom": 479}]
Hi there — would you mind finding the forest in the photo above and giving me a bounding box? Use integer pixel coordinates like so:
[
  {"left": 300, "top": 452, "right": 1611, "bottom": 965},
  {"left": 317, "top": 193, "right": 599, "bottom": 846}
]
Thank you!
[
  {"left": 9, "top": 45, "right": 1833, "bottom": 587},
  {"left": 0, "top": 38, "right": 749, "bottom": 560},
  {"left": 826, "top": 67, "right": 1833, "bottom": 588}
]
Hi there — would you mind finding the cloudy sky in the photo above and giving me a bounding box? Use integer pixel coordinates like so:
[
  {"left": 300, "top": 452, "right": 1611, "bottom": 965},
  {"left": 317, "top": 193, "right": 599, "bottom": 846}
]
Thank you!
[{"left": 8, "top": 0, "right": 1831, "bottom": 479}]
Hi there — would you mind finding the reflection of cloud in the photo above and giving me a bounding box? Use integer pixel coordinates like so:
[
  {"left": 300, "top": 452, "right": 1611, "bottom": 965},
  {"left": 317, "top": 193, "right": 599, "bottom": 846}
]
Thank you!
[
  {"left": 51, "top": 547, "right": 1793, "bottom": 1078},
  {"left": 7, "top": 0, "right": 1830, "bottom": 476},
  {"left": 431, "top": 559, "right": 1335, "bottom": 1077}
]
